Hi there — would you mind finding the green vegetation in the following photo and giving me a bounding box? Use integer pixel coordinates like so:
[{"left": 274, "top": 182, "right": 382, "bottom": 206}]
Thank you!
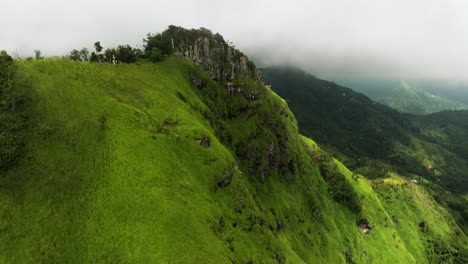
[
  {"left": 262, "top": 67, "right": 468, "bottom": 195},
  {"left": 0, "top": 51, "right": 31, "bottom": 171},
  {"left": 314, "top": 148, "right": 362, "bottom": 213},
  {"left": 1, "top": 26, "right": 468, "bottom": 262},
  {"left": 68, "top": 25, "right": 201, "bottom": 64},
  {"left": 262, "top": 66, "right": 468, "bottom": 243},
  {"left": 0, "top": 52, "right": 465, "bottom": 262},
  {"left": 336, "top": 79, "right": 468, "bottom": 114}
]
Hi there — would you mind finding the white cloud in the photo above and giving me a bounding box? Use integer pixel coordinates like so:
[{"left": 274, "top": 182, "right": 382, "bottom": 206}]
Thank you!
[{"left": 1, "top": 0, "right": 468, "bottom": 81}]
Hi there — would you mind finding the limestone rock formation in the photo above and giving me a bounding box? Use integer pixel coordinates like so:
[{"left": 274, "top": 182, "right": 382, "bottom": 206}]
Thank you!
[{"left": 165, "top": 26, "right": 262, "bottom": 83}]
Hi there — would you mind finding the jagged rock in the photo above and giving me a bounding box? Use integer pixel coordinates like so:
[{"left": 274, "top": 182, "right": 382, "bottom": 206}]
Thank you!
[
  {"left": 165, "top": 26, "right": 262, "bottom": 83},
  {"left": 239, "top": 56, "right": 249, "bottom": 75},
  {"left": 203, "top": 37, "right": 210, "bottom": 58}
]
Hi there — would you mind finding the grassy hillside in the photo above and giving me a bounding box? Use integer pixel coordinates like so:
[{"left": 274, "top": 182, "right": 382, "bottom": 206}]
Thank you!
[
  {"left": 335, "top": 79, "right": 468, "bottom": 114},
  {"left": 262, "top": 66, "right": 468, "bottom": 239},
  {"left": 415, "top": 80, "right": 468, "bottom": 106},
  {"left": 379, "top": 81, "right": 467, "bottom": 114},
  {"left": 262, "top": 67, "right": 468, "bottom": 195},
  {"left": 414, "top": 110, "right": 468, "bottom": 160},
  {"left": 0, "top": 56, "right": 467, "bottom": 263}
]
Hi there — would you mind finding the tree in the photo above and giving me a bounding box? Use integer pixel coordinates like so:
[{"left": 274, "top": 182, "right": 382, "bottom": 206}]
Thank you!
[
  {"left": 90, "top": 52, "right": 99, "bottom": 62},
  {"left": 0, "top": 51, "right": 14, "bottom": 97},
  {"left": 69, "top": 49, "right": 81, "bottom": 61},
  {"left": 0, "top": 50, "right": 30, "bottom": 170},
  {"left": 79, "top": 48, "right": 89, "bottom": 61},
  {"left": 144, "top": 33, "right": 173, "bottom": 55},
  {"left": 93, "top": 41, "right": 104, "bottom": 62},
  {"left": 115, "top": 45, "right": 137, "bottom": 63},
  {"left": 94, "top": 41, "right": 103, "bottom": 54},
  {"left": 133, "top": 48, "right": 143, "bottom": 59},
  {"left": 147, "top": 48, "right": 163, "bottom": 62},
  {"left": 33, "top": 50, "right": 42, "bottom": 60},
  {"left": 104, "top": 48, "right": 116, "bottom": 63},
  {"left": 0, "top": 50, "right": 13, "bottom": 63},
  {"left": 0, "top": 51, "right": 14, "bottom": 107}
]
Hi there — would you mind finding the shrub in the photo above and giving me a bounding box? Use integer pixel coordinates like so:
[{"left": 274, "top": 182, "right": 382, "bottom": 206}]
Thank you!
[
  {"left": 115, "top": 45, "right": 138, "bottom": 64},
  {"left": 147, "top": 48, "right": 163, "bottom": 62},
  {"left": 319, "top": 157, "right": 362, "bottom": 212},
  {"left": 68, "top": 49, "right": 81, "bottom": 61},
  {"left": 144, "top": 32, "right": 173, "bottom": 55},
  {"left": 0, "top": 51, "right": 30, "bottom": 171},
  {"left": 0, "top": 50, "right": 15, "bottom": 109}
]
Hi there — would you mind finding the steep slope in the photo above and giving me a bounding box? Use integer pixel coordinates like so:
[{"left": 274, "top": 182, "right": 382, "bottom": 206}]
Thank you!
[
  {"left": 413, "top": 110, "right": 468, "bottom": 178},
  {"left": 335, "top": 79, "right": 468, "bottom": 114},
  {"left": 262, "top": 66, "right": 468, "bottom": 240},
  {"left": 1, "top": 28, "right": 467, "bottom": 263},
  {"left": 262, "top": 67, "right": 468, "bottom": 195},
  {"left": 261, "top": 67, "right": 410, "bottom": 160},
  {"left": 417, "top": 80, "right": 468, "bottom": 105}
]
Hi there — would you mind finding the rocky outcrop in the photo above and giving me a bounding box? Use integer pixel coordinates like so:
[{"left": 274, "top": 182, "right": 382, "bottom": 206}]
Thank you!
[{"left": 166, "top": 27, "right": 262, "bottom": 83}]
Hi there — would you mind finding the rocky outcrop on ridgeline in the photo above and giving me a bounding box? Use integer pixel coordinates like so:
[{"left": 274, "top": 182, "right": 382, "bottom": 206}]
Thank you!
[
  {"left": 144, "top": 26, "right": 298, "bottom": 183},
  {"left": 149, "top": 26, "right": 262, "bottom": 82}
]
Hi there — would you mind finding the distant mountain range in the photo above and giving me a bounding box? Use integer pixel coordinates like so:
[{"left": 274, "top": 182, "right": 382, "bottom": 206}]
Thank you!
[
  {"left": 262, "top": 67, "right": 468, "bottom": 243},
  {"left": 261, "top": 67, "right": 468, "bottom": 195},
  {"left": 334, "top": 79, "right": 468, "bottom": 114}
]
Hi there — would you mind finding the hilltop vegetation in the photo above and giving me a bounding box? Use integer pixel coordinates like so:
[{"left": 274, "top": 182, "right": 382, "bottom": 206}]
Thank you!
[
  {"left": 0, "top": 27, "right": 467, "bottom": 263},
  {"left": 0, "top": 51, "right": 30, "bottom": 172}
]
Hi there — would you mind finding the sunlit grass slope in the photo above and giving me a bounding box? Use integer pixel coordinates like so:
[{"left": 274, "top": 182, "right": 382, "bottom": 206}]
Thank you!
[{"left": 0, "top": 58, "right": 466, "bottom": 263}]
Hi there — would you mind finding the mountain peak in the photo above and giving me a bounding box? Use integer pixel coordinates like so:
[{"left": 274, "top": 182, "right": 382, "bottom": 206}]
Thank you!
[{"left": 148, "top": 25, "right": 261, "bottom": 83}]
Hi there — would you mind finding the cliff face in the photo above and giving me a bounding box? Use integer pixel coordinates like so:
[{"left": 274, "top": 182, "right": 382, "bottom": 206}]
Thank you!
[{"left": 163, "top": 26, "right": 262, "bottom": 82}]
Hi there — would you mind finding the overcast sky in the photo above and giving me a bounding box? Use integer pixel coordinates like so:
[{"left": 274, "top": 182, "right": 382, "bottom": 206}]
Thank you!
[{"left": 2, "top": 0, "right": 468, "bottom": 82}]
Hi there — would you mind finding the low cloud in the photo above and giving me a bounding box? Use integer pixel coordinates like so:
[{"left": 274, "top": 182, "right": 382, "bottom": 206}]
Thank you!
[{"left": 2, "top": 0, "right": 468, "bottom": 82}]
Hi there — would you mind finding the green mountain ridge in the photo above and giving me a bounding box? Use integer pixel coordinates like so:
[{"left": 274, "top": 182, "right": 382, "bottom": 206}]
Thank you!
[
  {"left": 0, "top": 28, "right": 467, "bottom": 263},
  {"left": 261, "top": 66, "right": 468, "bottom": 238},
  {"left": 336, "top": 79, "right": 468, "bottom": 114},
  {"left": 262, "top": 66, "right": 468, "bottom": 195}
]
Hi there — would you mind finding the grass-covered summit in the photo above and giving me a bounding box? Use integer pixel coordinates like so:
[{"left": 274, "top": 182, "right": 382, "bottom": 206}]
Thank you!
[{"left": 0, "top": 27, "right": 467, "bottom": 263}]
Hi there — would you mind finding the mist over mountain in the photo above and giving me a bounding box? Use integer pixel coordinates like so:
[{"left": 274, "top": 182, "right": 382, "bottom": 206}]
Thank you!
[
  {"left": 3, "top": 0, "right": 468, "bottom": 84},
  {"left": 330, "top": 78, "right": 468, "bottom": 114}
]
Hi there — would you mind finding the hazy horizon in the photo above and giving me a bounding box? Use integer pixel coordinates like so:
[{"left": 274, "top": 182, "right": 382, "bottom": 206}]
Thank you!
[{"left": 2, "top": 0, "right": 468, "bottom": 83}]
